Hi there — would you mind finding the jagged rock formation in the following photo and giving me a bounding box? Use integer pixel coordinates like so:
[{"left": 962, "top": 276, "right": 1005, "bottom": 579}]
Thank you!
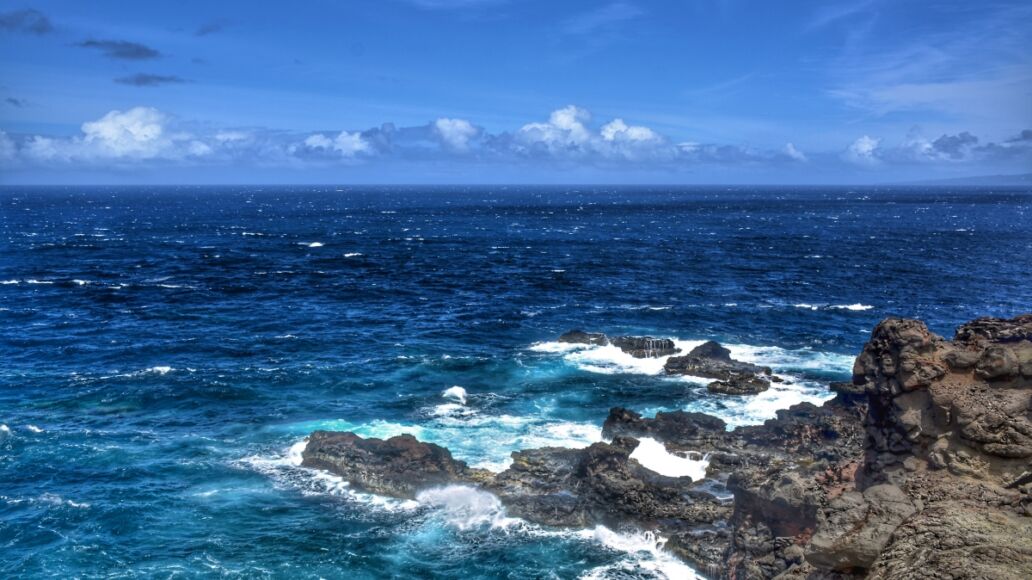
[
  {"left": 665, "top": 341, "right": 775, "bottom": 395},
  {"left": 301, "top": 431, "right": 491, "bottom": 497},
  {"left": 303, "top": 315, "right": 1032, "bottom": 579},
  {"left": 558, "top": 329, "right": 681, "bottom": 357}
]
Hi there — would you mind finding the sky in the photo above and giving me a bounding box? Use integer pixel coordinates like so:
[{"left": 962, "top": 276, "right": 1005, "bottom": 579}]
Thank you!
[{"left": 0, "top": 0, "right": 1030, "bottom": 184}]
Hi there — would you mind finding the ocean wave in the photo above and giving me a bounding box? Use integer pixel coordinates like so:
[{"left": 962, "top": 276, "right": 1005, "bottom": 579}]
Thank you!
[
  {"left": 530, "top": 338, "right": 854, "bottom": 379},
  {"left": 793, "top": 302, "right": 874, "bottom": 312},
  {"left": 576, "top": 527, "right": 700, "bottom": 580},
  {"left": 238, "top": 440, "right": 420, "bottom": 512},
  {"left": 676, "top": 378, "right": 834, "bottom": 428},
  {"left": 279, "top": 412, "right": 602, "bottom": 472}
]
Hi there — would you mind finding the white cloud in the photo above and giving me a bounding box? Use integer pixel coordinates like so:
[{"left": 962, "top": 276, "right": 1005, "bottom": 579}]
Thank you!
[
  {"left": 784, "top": 142, "right": 808, "bottom": 162},
  {"left": 303, "top": 130, "right": 371, "bottom": 157},
  {"left": 433, "top": 118, "right": 478, "bottom": 151},
  {"left": 81, "top": 107, "right": 168, "bottom": 157},
  {"left": 0, "top": 130, "right": 15, "bottom": 162},
  {"left": 517, "top": 105, "right": 594, "bottom": 152},
  {"left": 843, "top": 135, "right": 881, "bottom": 165},
  {"left": 600, "top": 118, "right": 660, "bottom": 143}
]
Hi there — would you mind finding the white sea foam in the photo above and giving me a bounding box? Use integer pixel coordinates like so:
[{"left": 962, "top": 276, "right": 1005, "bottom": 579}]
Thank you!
[
  {"left": 629, "top": 438, "right": 709, "bottom": 480},
  {"left": 305, "top": 242, "right": 324, "bottom": 248},
  {"left": 344, "top": 252, "right": 363, "bottom": 257},
  {"left": 147, "top": 366, "right": 173, "bottom": 375},
  {"left": 38, "top": 493, "right": 90, "bottom": 509},
  {"left": 577, "top": 527, "right": 700, "bottom": 580},
  {"left": 239, "top": 439, "right": 420, "bottom": 512},
  {"left": 0, "top": 424, "right": 10, "bottom": 441},
  {"left": 72, "top": 279, "right": 90, "bottom": 286},
  {"left": 793, "top": 302, "right": 873, "bottom": 312},
  {"left": 442, "top": 385, "right": 468, "bottom": 405},
  {"left": 831, "top": 303, "right": 873, "bottom": 311},
  {"left": 530, "top": 339, "right": 706, "bottom": 376},
  {"left": 282, "top": 415, "right": 602, "bottom": 472},
  {"left": 0, "top": 280, "right": 19, "bottom": 285},
  {"left": 26, "top": 424, "right": 43, "bottom": 433},
  {"left": 416, "top": 485, "right": 519, "bottom": 530},
  {"left": 26, "top": 279, "right": 53, "bottom": 285}
]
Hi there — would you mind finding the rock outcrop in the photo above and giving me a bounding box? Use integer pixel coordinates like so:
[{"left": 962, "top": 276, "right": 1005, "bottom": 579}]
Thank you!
[
  {"left": 303, "top": 315, "right": 1032, "bottom": 579},
  {"left": 557, "top": 330, "right": 680, "bottom": 358},
  {"left": 665, "top": 341, "right": 774, "bottom": 395},
  {"left": 301, "top": 431, "right": 490, "bottom": 497}
]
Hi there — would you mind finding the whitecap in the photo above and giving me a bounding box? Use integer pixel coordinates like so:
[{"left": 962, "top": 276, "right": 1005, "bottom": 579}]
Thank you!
[
  {"left": 442, "top": 385, "right": 468, "bottom": 405},
  {"left": 306, "top": 242, "right": 324, "bottom": 248},
  {"left": 72, "top": 279, "right": 90, "bottom": 286},
  {"left": 1, "top": 280, "right": 19, "bottom": 285},
  {"left": 147, "top": 366, "right": 173, "bottom": 375},
  {"left": 629, "top": 438, "right": 708, "bottom": 480},
  {"left": 26, "top": 424, "right": 43, "bottom": 433},
  {"left": 344, "top": 252, "right": 363, "bottom": 257},
  {"left": 830, "top": 303, "right": 873, "bottom": 311},
  {"left": 793, "top": 303, "right": 820, "bottom": 310},
  {"left": 26, "top": 279, "right": 54, "bottom": 285}
]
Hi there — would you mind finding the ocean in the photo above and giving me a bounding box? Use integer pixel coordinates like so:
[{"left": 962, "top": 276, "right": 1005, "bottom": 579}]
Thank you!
[{"left": 1, "top": 186, "right": 1030, "bottom": 578}]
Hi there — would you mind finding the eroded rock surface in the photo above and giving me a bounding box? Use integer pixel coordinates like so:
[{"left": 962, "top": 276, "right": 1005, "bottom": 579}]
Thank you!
[
  {"left": 665, "top": 341, "right": 774, "bottom": 395},
  {"left": 302, "top": 315, "right": 1032, "bottom": 579}
]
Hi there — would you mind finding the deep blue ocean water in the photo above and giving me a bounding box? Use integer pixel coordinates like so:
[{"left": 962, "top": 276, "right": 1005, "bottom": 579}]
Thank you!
[{"left": 1, "top": 186, "right": 1030, "bottom": 579}]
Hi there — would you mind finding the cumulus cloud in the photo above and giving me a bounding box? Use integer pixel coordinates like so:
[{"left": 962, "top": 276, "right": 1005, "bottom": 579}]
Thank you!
[
  {"left": 115, "top": 74, "right": 187, "bottom": 87},
  {"left": 77, "top": 39, "right": 160, "bottom": 60},
  {"left": 517, "top": 105, "right": 594, "bottom": 153},
  {"left": 0, "top": 9, "right": 52, "bottom": 34},
  {"left": 843, "top": 135, "right": 881, "bottom": 165},
  {"left": 433, "top": 118, "right": 479, "bottom": 152},
  {"left": 14, "top": 107, "right": 211, "bottom": 164},
  {"left": 301, "top": 131, "right": 371, "bottom": 157},
  {"left": 6, "top": 104, "right": 1025, "bottom": 177}
]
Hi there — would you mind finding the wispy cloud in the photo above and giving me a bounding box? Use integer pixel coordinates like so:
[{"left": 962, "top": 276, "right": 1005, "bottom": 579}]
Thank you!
[
  {"left": 77, "top": 39, "right": 161, "bottom": 60},
  {"left": 0, "top": 9, "right": 52, "bottom": 35},
  {"left": 114, "top": 74, "right": 188, "bottom": 87},
  {"left": 807, "top": 0, "right": 877, "bottom": 29},
  {"left": 5, "top": 97, "right": 27, "bottom": 108},
  {"left": 825, "top": 3, "right": 1032, "bottom": 130},
  {"left": 562, "top": 2, "right": 642, "bottom": 36}
]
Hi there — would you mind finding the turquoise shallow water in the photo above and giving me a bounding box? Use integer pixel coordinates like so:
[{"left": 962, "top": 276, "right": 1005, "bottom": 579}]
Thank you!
[{"left": 1, "top": 186, "right": 1030, "bottom": 578}]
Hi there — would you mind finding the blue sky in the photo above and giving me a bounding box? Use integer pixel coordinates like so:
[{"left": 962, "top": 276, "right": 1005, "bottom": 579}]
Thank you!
[{"left": 1, "top": 0, "right": 1030, "bottom": 184}]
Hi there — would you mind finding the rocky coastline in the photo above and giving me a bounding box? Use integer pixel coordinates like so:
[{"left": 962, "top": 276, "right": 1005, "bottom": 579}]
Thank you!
[{"left": 301, "top": 316, "right": 1032, "bottom": 579}]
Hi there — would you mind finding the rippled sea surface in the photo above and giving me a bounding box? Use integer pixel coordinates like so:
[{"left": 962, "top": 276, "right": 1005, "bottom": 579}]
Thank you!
[{"left": 2, "top": 186, "right": 1030, "bottom": 578}]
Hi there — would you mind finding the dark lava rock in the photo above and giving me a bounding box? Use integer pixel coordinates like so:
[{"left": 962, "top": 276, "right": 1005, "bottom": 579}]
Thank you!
[
  {"left": 707, "top": 376, "right": 770, "bottom": 395},
  {"left": 665, "top": 341, "right": 773, "bottom": 396},
  {"left": 301, "top": 431, "right": 486, "bottom": 498},
  {"left": 556, "top": 330, "right": 680, "bottom": 357},
  {"left": 610, "top": 335, "right": 680, "bottom": 358}
]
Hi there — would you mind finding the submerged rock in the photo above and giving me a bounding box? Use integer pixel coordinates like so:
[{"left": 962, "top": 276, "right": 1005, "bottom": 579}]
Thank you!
[{"left": 557, "top": 330, "right": 609, "bottom": 346}]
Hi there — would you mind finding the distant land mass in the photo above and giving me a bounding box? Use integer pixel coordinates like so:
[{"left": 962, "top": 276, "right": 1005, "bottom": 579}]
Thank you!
[{"left": 902, "top": 173, "right": 1032, "bottom": 186}]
